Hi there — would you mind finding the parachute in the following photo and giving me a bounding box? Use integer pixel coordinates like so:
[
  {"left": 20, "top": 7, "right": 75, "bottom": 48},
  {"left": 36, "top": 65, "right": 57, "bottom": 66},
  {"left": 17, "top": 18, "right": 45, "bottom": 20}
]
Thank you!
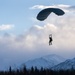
[{"left": 37, "top": 8, "right": 65, "bottom": 21}]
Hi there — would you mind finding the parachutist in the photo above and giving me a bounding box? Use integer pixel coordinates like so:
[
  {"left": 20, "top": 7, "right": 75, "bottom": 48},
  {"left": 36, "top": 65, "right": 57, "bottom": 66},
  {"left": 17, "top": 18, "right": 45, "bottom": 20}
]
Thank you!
[
  {"left": 49, "top": 34, "right": 53, "bottom": 45},
  {"left": 36, "top": 8, "right": 65, "bottom": 46}
]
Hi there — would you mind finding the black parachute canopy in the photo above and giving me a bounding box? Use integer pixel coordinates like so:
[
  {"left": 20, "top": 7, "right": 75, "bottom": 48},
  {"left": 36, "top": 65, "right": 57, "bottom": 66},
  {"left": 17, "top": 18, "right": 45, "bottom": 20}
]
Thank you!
[{"left": 37, "top": 8, "right": 65, "bottom": 21}]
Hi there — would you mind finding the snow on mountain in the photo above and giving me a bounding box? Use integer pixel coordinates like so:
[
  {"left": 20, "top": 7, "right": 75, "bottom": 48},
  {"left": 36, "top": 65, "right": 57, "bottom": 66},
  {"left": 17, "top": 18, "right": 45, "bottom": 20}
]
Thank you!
[
  {"left": 43, "top": 54, "right": 65, "bottom": 65},
  {"left": 23, "top": 54, "right": 66, "bottom": 69},
  {"left": 52, "top": 58, "right": 75, "bottom": 70}
]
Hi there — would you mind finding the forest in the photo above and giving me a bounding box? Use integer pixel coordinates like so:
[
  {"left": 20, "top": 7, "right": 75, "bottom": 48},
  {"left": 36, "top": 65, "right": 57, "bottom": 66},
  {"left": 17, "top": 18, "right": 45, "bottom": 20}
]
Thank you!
[{"left": 0, "top": 66, "right": 75, "bottom": 75}]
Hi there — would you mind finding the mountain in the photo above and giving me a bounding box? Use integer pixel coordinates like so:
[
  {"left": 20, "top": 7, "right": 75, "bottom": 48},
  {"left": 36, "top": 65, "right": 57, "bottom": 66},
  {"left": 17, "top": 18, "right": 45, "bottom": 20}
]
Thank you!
[
  {"left": 52, "top": 58, "right": 75, "bottom": 70},
  {"left": 23, "top": 54, "right": 65, "bottom": 69}
]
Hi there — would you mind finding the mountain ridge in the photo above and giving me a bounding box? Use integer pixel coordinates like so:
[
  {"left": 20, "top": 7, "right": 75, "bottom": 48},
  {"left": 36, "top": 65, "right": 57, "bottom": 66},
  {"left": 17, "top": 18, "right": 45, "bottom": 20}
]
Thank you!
[
  {"left": 52, "top": 57, "right": 75, "bottom": 70},
  {"left": 22, "top": 54, "right": 66, "bottom": 69}
]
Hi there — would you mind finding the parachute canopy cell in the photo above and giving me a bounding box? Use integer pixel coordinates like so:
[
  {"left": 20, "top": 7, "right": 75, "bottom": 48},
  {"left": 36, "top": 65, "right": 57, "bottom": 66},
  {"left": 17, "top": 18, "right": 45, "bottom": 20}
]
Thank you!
[{"left": 37, "top": 8, "right": 65, "bottom": 21}]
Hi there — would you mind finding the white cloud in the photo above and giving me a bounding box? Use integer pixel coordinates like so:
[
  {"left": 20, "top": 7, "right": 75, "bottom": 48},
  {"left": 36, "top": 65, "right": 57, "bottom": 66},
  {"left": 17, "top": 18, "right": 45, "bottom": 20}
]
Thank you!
[
  {"left": 0, "top": 24, "right": 14, "bottom": 31},
  {"left": 30, "top": 4, "right": 70, "bottom": 10},
  {"left": 19, "top": 5, "right": 75, "bottom": 58},
  {"left": 30, "top": 4, "right": 75, "bottom": 13},
  {"left": 30, "top": 5, "right": 46, "bottom": 9}
]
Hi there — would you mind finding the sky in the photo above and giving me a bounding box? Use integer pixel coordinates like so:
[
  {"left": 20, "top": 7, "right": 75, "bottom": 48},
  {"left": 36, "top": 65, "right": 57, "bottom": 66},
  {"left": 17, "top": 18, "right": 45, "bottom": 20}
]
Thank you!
[{"left": 0, "top": 0, "right": 75, "bottom": 70}]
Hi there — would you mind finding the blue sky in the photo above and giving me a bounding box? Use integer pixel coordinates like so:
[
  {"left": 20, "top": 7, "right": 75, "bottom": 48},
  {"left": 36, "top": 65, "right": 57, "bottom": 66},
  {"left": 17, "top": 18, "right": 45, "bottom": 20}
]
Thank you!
[
  {"left": 0, "top": 0, "right": 75, "bottom": 35},
  {"left": 0, "top": 0, "right": 75, "bottom": 70}
]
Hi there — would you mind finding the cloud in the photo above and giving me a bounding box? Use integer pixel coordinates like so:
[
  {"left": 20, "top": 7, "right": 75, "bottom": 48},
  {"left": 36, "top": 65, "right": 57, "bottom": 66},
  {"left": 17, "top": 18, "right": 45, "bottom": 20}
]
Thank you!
[
  {"left": 0, "top": 24, "right": 14, "bottom": 31},
  {"left": 30, "top": 5, "right": 48, "bottom": 9},
  {"left": 30, "top": 4, "right": 70, "bottom": 9},
  {"left": 30, "top": 4, "right": 75, "bottom": 13},
  {"left": 17, "top": 5, "right": 75, "bottom": 58}
]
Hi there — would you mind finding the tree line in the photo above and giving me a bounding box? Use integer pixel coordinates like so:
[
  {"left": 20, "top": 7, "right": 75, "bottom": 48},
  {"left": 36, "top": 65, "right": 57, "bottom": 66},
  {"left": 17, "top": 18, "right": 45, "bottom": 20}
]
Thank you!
[{"left": 0, "top": 66, "right": 75, "bottom": 75}]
